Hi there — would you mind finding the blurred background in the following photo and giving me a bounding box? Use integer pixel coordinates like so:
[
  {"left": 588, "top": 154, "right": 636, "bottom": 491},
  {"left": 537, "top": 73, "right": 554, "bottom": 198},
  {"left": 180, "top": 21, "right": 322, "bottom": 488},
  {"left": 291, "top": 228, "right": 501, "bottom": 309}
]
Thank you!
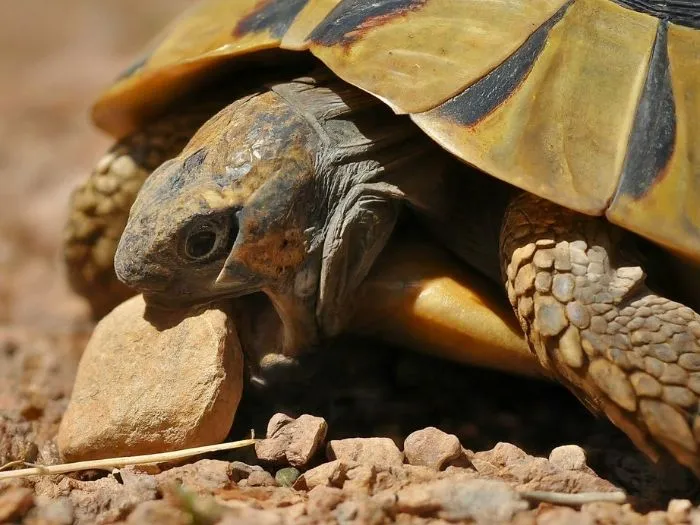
[{"left": 0, "top": 0, "right": 192, "bottom": 330}]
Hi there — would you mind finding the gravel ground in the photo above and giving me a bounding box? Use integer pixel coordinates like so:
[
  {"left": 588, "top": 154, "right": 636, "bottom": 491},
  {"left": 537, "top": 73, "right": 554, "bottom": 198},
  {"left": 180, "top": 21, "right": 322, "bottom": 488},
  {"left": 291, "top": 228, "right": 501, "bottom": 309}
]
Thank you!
[{"left": 1, "top": 2, "right": 699, "bottom": 524}]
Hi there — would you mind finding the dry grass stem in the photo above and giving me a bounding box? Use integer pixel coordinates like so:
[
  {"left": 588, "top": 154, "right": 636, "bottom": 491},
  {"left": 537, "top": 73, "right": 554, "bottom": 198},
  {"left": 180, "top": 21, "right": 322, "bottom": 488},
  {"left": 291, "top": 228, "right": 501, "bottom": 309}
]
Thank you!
[
  {"left": 519, "top": 490, "right": 627, "bottom": 506},
  {"left": 0, "top": 439, "right": 257, "bottom": 480}
]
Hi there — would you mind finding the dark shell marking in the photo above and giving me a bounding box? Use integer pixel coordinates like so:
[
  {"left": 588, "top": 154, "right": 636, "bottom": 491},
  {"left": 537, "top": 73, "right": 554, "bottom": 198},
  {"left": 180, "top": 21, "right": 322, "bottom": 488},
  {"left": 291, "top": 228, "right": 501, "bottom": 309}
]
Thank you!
[
  {"left": 234, "top": 0, "right": 309, "bottom": 38},
  {"left": 614, "top": 21, "right": 676, "bottom": 201},
  {"left": 433, "top": 1, "right": 574, "bottom": 128},
  {"left": 308, "top": 0, "right": 427, "bottom": 47}
]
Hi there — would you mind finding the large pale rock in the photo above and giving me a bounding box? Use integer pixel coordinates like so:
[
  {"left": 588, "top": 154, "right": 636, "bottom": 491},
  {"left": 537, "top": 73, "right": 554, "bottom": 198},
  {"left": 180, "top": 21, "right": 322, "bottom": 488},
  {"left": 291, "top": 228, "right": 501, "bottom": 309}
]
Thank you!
[{"left": 58, "top": 295, "right": 243, "bottom": 461}]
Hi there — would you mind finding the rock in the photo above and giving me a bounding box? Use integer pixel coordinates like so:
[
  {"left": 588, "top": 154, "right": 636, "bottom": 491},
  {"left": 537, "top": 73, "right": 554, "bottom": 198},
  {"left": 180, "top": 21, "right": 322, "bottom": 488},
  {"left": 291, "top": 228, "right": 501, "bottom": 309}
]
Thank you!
[
  {"left": 230, "top": 462, "right": 264, "bottom": 483},
  {"left": 25, "top": 497, "right": 74, "bottom": 525},
  {"left": 155, "top": 460, "right": 234, "bottom": 494},
  {"left": 126, "top": 500, "right": 191, "bottom": 525},
  {"left": 0, "top": 417, "right": 37, "bottom": 465},
  {"left": 372, "top": 464, "right": 450, "bottom": 494},
  {"left": 216, "top": 484, "right": 306, "bottom": 515},
  {"left": 537, "top": 507, "right": 594, "bottom": 525},
  {"left": 294, "top": 460, "right": 350, "bottom": 490},
  {"left": 580, "top": 502, "right": 645, "bottom": 525},
  {"left": 372, "top": 490, "right": 399, "bottom": 513},
  {"left": 327, "top": 438, "right": 403, "bottom": 469},
  {"left": 333, "top": 498, "right": 388, "bottom": 524},
  {"left": 333, "top": 500, "right": 362, "bottom": 523},
  {"left": 37, "top": 440, "right": 62, "bottom": 468},
  {"left": 445, "top": 448, "right": 475, "bottom": 469},
  {"left": 306, "top": 486, "right": 345, "bottom": 520},
  {"left": 66, "top": 475, "right": 158, "bottom": 525},
  {"left": 646, "top": 510, "right": 669, "bottom": 525},
  {"left": 667, "top": 499, "right": 692, "bottom": 524},
  {"left": 275, "top": 467, "right": 300, "bottom": 487},
  {"left": 403, "top": 427, "right": 462, "bottom": 470},
  {"left": 343, "top": 464, "right": 376, "bottom": 494},
  {"left": 161, "top": 488, "right": 226, "bottom": 525},
  {"left": 218, "top": 507, "right": 284, "bottom": 525},
  {"left": 242, "top": 470, "right": 277, "bottom": 487},
  {"left": 255, "top": 413, "right": 327, "bottom": 468},
  {"left": 118, "top": 465, "right": 161, "bottom": 487},
  {"left": 474, "top": 442, "right": 528, "bottom": 467},
  {"left": 549, "top": 445, "right": 588, "bottom": 471},
  {"left": 472, "top": 443, "right": 617, "bottom": 494},
  {"left": 0, "top": 486, "right": 34, "bottom": 522},
  {"left": 397, "top": 478, "right": 529, "bottom": 522},
  {"left": 58, "top": 295, "right": 244, "bottom": 461},
  {"left": 267, "top": 413, "right": 293, "bottom": 436}
]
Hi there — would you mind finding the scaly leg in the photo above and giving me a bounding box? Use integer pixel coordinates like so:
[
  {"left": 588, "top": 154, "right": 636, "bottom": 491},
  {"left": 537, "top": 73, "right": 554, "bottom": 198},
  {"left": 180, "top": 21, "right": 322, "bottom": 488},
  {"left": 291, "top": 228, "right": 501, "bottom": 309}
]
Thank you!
[
  {"left": 64, "top": 111, "right": 212, "bottom": 318},
  {"left": 501, "top": 192, "right": 700, "bottom": 474}
]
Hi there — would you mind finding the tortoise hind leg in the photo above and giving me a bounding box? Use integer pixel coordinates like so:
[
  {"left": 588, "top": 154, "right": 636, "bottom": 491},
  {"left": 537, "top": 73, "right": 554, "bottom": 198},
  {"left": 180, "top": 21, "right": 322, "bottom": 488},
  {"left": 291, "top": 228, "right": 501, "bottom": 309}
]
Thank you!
[
  {"left": 64, "top": 111, "right": 210, "bottom": 318},
  {"left": 501, "top": 192, "right": 700, "bottom": 474}
]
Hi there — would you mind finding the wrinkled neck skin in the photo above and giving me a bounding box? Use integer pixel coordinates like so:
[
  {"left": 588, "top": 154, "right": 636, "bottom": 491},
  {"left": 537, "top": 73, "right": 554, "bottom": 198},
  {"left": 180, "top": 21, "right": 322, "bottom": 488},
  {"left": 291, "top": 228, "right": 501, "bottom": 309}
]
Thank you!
[{"left": 255, "top": 75, "right": 444, "bottom": 353}]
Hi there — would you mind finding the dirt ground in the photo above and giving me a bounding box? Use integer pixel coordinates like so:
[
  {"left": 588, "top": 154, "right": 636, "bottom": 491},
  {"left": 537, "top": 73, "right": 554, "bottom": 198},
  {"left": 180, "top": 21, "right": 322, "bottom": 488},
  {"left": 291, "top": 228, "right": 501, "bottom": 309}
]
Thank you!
[{"left": 1, "top": 2, "right": 700, "bottom": 524}]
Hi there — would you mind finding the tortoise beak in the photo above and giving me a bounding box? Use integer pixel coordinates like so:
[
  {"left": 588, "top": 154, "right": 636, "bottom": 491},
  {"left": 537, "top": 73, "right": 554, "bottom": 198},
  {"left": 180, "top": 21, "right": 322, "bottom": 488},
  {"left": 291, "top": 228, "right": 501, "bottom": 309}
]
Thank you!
[
  {"left": 216, "top": 264, "right": 319, "bottom": 355},
  {"left": 214, "top": 258, "right": 262, "bottom": 296}
]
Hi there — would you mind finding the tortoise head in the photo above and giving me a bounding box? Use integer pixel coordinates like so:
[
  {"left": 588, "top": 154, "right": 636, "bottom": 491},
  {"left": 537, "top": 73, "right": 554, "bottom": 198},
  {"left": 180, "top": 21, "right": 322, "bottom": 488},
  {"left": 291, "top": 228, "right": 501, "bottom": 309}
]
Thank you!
[
  {"left": 115, "top": 89, "right": 325, "bottom": 351},
  {"left": 115, "top": 75, "right": 431, "bottom": 354}
]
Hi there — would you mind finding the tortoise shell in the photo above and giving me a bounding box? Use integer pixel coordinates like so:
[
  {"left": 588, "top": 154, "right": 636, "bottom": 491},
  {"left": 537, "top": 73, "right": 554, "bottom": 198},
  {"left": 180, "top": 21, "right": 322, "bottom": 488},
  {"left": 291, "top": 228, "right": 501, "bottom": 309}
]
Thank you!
[{"left": 92, "top": 0, "right": 700, "bottom": 263}]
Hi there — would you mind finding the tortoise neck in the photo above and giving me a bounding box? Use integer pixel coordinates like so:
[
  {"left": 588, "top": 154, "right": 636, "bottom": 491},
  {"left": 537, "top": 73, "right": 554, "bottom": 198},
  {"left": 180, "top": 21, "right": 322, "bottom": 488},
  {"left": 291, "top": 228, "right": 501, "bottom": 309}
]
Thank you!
[{"left": 269, "top": 70, "right": 441, "bottom": 214}]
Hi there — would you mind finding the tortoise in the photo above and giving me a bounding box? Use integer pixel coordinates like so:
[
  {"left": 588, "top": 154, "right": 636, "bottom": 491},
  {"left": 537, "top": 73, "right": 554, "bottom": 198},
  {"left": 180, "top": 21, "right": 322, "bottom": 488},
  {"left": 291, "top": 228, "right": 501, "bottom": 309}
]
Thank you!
[{"left": 63, "top": 0, "right": 700, "bottom": 474}]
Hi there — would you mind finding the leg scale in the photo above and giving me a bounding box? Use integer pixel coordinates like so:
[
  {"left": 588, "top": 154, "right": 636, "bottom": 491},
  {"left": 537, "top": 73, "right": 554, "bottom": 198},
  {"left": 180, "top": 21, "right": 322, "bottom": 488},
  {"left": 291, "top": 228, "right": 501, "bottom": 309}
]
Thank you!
[{"left": 501, "top": 193, "right": 700, "bottom": 474}]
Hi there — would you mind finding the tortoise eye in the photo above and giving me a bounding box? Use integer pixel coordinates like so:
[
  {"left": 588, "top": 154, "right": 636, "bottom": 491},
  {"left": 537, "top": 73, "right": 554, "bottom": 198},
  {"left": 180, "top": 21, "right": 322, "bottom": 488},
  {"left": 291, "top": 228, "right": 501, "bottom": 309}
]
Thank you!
[
  {"left": 182, "top": 218, "right": 229, "bottom": 262},
  {"left": 186, "top": 230, "right": 218, "bottom": 259}
]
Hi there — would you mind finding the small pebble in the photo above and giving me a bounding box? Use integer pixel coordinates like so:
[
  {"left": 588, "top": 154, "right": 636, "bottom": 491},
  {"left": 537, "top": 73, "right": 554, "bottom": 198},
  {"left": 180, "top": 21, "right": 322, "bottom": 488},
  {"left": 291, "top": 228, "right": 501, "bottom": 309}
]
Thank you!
[
  {"left": 548, "top": 445, "right": 587, "bottom": 471},
  {"left": 327, "top": 438, "right": 404, "bottom": 469},
  {"left": 667, "top": 499, "right": 692, "bottom": 523},
  {"left": 275, "top": 467, "right": 301, "bottom": 487},
  {"left": 403, "top": 427, "right": 462, "bottom": 470},
  {"left": 229, "top": 461, "right": 262, "bottom": 483},
  {"left": 242, "top": 470, "right": 277, "bottom": 487},
  {"left": 255, "top": 413, "right": 328, "bottom": 468},
  {"left": 293, "top": 460, "right": 350, "bottom": 491}
]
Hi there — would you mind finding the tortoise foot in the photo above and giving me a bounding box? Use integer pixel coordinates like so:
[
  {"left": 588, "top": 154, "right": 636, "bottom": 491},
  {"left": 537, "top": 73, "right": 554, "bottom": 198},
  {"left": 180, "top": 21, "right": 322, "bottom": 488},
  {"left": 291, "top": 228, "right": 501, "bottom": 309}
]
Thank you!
[{"left": 501, "top": 192, "right": 700, "bottom": 475}]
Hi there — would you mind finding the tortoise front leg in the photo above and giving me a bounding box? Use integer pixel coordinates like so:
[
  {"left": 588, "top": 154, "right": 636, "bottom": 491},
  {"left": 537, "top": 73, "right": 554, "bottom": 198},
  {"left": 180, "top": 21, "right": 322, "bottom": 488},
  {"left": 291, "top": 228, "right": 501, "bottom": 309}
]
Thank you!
[
  {"left": 64, "top": 111, "right": 212, "bottom": 318},
  {"left": 318, "top": 182, "right": 405, "bottom": 338},
  {"left": 501, "top": 192, "right": 700, "bottom": 474},
  {"left": 351, "top": 233, "right": 540, "bottom": 378}
]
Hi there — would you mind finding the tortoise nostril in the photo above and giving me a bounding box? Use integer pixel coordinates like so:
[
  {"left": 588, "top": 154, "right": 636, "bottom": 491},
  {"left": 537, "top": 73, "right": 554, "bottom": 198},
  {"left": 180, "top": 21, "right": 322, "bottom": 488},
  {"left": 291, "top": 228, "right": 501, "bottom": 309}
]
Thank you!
[
  {"left": 114, "top": 258, "right": 171, "bottom": 292},
  {"left": 114, "top": 228, "right": 173, "bottom": 292}
]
